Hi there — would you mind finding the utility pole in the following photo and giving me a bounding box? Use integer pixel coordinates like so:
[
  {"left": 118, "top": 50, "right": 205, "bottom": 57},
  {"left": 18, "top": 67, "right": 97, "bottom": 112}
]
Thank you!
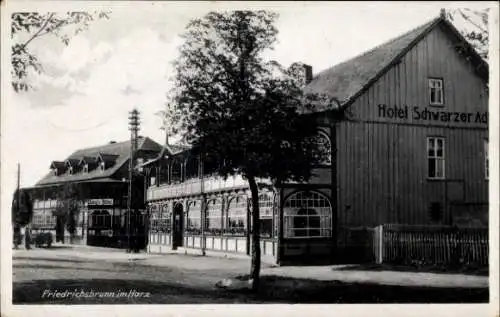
[{"left": 127, "top": 108, "right": 140, "bottom": 252}]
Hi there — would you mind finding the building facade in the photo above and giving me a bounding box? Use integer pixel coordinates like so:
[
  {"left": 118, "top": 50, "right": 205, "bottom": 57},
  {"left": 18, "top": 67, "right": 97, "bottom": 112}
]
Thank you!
[
  {"left": 24, "top": 137, "right": 163, "bottom": 248},
  {"left": 145, "top": 15, "right": 488, "bottom": 265}
]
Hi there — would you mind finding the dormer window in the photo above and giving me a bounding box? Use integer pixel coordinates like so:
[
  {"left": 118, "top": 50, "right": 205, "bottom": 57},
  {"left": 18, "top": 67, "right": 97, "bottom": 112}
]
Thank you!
[
  {"left": 52, "top": 169, "right": 58, "bottom": 176},
  {"left": 83, "top": 164, "right": 89, "bottom": 173},
  {"left": 100, "top": 162, "right": 106, "bottom": 172},
  {"left": 68, "top": 166, "right": 74, "bottom": 175}
]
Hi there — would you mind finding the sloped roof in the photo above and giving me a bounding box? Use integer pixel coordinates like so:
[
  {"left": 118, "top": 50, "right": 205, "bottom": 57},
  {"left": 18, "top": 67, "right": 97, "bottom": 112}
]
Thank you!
[
  {"left": 80, "top": 156, "right": 98, "bottom": 165},
  {"left": 140, "top": 142, "right": 192, "bottom": 167},
  {"left": 50, "top": 161, "right": 65, "bottom": 170},
  {"left": 65, "top": 159, "right": 80, "bottom": 167},
  {"left": 303, "top": 15, "right": 488, "bottom": 113},
  {"left": 36, "top": 136, "right": 162, "bottom": 186},
  {"left": 98, "top": 153, "right": 120, "bottom": 164}
]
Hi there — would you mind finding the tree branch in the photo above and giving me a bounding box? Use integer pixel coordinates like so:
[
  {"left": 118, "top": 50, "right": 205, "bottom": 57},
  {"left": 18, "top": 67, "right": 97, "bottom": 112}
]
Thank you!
[
  {"left": 458, "top": 9, "right": 488, "bottom": 34},
  {"left": 20, "top": 13, "right": 55, "bottom": 49}
]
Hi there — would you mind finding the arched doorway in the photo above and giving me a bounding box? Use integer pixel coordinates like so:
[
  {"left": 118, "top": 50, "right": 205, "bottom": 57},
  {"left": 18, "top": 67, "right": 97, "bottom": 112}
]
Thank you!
[
  {"left": 172, "top": 202, "right": 184, "bottom": 249},
  {"left": 282, "top": 190, "right": 334, "bottom": 264}
]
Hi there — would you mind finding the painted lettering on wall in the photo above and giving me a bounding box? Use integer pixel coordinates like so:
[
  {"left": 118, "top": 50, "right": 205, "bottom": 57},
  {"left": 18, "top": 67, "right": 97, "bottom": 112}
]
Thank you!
[
  {"left": 377, "top": 104, "right": 488, "bottom": 124},
  {"left": 86, "top": 198, "right": 114, "bottom": 206}
]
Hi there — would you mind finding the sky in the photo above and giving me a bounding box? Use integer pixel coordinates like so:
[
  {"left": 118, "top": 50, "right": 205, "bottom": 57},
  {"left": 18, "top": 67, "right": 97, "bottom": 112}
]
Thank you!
[{"left": 1, "top": 1, "right": 495, "bottom": 213}]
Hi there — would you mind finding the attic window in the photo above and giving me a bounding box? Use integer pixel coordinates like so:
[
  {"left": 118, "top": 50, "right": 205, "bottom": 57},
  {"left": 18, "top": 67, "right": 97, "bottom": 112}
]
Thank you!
[
  {"left": 429, "top": 78, "right": 444, "bottom": 106},
  {"left": 52, "top": 169, "right": 58, "bottom": 176},
  {"left": 83, "top": 164, "right": 89, "bottom": 174},
  {"left": 68, "top": 166, "right": 74, "bottom": 175},
  {"left": 100, "top": 161, "right": 106, "bottom": 172}
]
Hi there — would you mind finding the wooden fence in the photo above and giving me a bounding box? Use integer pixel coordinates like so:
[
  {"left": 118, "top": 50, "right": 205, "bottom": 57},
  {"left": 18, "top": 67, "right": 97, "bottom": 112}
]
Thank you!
[{"left": 373, "top": 224, "right": 488, "bottom": 267}]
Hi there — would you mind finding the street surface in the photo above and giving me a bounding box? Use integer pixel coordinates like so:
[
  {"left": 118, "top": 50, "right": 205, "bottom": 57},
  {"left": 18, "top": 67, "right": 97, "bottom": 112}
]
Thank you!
[{"left": 12, "top": 245, "right": 489, "bottom": 304}]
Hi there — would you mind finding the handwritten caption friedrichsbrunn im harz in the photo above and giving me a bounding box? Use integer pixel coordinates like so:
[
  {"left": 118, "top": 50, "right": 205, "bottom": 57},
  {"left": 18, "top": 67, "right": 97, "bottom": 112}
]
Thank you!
[
  {"left": 41, "top": 289, "right": 152, "bottom": 299},
  {"left": 377, "top": 104, "right": 488, "bottom": 124}
]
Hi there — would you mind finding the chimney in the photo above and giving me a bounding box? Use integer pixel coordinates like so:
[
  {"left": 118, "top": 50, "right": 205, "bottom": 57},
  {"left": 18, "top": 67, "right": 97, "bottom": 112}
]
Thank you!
[
  {"left": 303, "top": 64, "right": 313, "bottom": 84},
  {"left": 440, "top": 8, "right": 446, "bottom": 19}
]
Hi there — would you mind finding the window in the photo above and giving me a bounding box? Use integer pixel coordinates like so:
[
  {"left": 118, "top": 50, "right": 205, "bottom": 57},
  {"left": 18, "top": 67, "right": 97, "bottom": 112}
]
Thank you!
[
  {"left": 149, "top": 167, "right": 157, "bottom": 187},
  {"left": 427, "top": 137, "right": 445, "bottom": 179},
  {"left": 259, "top": 194, "right": 273, "bottom": 238},
  {"left": 248, "top": 193, "right": 275, "bottom": 238},
  {"left": 485, "top": 139, "right": 489, "bottom": 180},
  {"left": 429, "top": 78, "right": 444, "bottom": 106},
  {"left": 90, "top": 210, "right": 111, "bottom": 228},
  {"left": 83, "top": 164, "right": 89, "bottom": 173},
  {"left": 159, "top": 204, "right": 171, "bottom": 233},
  {"left": 226, "top": 196, "right": 247, "bottom": 236},
  {"left": 186, "top": 200, "right": 202, "bottom": 235},
  {"left": 68, "top": 166, "right": 74, "bottom": 175},
  {"left": 100, "top": 162, "right": 106, "bottom": 172},
  {"left": 171, "top": 161, "right": 183, "bottom": 183},
  {"left": 205, "top": 199, "right": 223, "bottom": 235},
  {"left": 313, "top": 131, "right": 332, "bottom": 165},
  {"left": 283, "top": 191, "right": 332, "bottom": 238},
  {"left": 149, "top": 204, "right": 171, "bottom": 233}
]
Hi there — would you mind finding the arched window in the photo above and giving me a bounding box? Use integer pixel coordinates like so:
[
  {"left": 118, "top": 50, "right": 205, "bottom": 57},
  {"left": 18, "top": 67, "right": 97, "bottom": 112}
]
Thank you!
[
  {"left": 313, "top": 131, "right": 332, "bottom": 165},
  {"left": 186, "top": 200, "right": 202, "bottom": 235},
  {"left": 171, "top": 161, "right": 183, "bottom": 183},
  {"left": 159, "top": 203, "right": 171, "bottom": 233},
  {"left": 283, "top": 191, "right": 332, "bottom": 238},
  {"left": 226, "top": 196, "right": 247, "bottom": 236},
  {"left": 205, "top": 198, "right": 223, "bottom": 235},
  {"left": 259, "top": 193, "right": 274, "bottom": 238},
  {"left": 149, "top": 204, "right": 160, "bottom": 233}
]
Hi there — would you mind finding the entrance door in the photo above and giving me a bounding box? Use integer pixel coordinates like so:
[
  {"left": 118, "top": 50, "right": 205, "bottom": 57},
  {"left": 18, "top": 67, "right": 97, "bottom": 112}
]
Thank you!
[{"left": 172, "top": 203, "right": 184, "bottom": 249}]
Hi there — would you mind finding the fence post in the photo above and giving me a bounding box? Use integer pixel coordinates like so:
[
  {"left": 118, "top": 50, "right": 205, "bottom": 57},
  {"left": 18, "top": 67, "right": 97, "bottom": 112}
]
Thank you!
[{"left": 376, "top": 225, "right": 384, "bottom": 264}]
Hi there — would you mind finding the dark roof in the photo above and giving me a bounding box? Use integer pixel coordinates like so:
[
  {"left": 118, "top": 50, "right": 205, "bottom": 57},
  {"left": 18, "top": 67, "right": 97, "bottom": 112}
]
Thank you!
[
  {"left": 303, "top": 15, "right": 488, "bottom": 113},
  {"left": 80, "top": 156, "right": 98, "bottom": 165},
  {"left": 36, "top": 136, "right": 162, "bottom": 186},
  {"left": 50, "top": 161, "right": 65, "bottom": 170},
  {"left": 65, "top": 159, "right": 80, "bottom": 167},
  {"left": 140, "top": 142, "right": 192, "bottom": 167},
  {"left": 98, "top": 153, "right": 120, "bottom": 164}
]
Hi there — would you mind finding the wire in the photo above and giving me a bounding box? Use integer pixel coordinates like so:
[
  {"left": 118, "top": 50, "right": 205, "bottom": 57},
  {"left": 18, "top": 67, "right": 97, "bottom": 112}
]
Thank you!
[{"left": 44, "top": 117, "right": 112, "bottom": 133}]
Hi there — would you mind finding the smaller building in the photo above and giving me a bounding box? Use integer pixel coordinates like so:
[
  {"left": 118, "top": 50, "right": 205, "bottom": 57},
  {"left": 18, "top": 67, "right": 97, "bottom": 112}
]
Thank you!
[{"left": 23, "top": 137, "right": 163, "bottom": 248}]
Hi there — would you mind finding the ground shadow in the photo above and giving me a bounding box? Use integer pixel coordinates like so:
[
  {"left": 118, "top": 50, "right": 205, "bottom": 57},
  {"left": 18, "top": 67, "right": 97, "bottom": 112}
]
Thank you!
[
  {"left": 13, "top": 256, "right": 89, "bottom": 264},
  {"left": 13, "top": 274, "right": 488, "bottom": 304},
  {"left": 252, "top": 275, "right": 489, "bottom": 303},
  {"left": 13, "top": 278, "right": 261, "bottom": 304},
  {"left": 12, "top": 264, "right": 121, "bottom": 273},
  {"left": 336, "top": 263, "right": 489, "bottom": 276}
]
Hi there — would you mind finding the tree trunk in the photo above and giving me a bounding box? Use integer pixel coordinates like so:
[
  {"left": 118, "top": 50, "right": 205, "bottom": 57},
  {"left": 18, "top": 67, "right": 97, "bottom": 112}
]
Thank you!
[
  {"left": 24, "top": 225, "right": 32, "bottom": 250},
  {"left": 248, "top": 175, "right": 261, "bottom": 292},
  {"left": 13, "top": 225, "right": 21, "bottom": 249}
]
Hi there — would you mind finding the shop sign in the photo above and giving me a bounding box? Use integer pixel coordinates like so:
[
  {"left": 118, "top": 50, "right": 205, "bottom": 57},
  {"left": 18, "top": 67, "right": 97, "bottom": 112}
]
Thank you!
[
  {"left": 86, "top": 198, "right": 114, "bottom": 206},
  {"left": 377, "top": 104, "right": 488, "bottom": 124}
]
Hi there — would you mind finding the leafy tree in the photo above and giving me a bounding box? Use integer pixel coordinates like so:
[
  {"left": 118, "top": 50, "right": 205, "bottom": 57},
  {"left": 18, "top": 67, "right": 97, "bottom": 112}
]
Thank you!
[
  {"left": 53, "top": 183, "right": 84, "bottom": 243},
  {"left": 445, "top": 8, "right": 489, "bottom": 61},
  {"left": 12, "top": 189, "right": 34, "bottom": 249},
  {"left": 11, "top": 11, "right": 110, "bottom": 92},
  {"left": 171, "top": 11, "right": 333, "bottom": 291}
]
